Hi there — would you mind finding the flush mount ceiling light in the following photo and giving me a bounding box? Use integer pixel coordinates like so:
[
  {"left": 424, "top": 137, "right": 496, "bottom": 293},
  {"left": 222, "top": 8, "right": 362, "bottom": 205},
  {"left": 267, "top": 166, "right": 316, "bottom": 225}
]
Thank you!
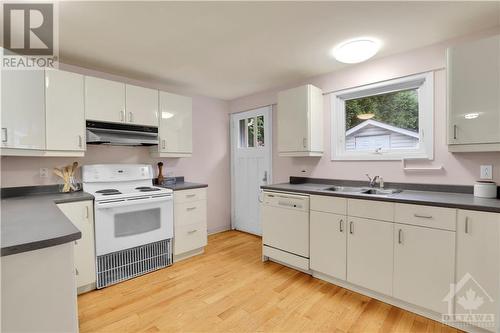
[{"left": 332, "top": 38, "right": 381, "bottom": 64}]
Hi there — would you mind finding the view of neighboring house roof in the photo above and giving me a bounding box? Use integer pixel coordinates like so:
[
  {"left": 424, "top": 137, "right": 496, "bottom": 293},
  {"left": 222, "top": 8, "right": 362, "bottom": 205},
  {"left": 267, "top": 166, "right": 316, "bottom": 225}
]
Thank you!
[{"left": 346, "top": 119, "right": 419, "bottom": 138}]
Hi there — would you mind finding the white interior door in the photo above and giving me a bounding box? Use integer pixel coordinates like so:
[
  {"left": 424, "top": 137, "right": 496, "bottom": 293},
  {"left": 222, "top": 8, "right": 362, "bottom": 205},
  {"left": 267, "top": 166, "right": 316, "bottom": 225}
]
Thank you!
[{"left": 231, "top": 106, "right": 272, "bottom": 236}]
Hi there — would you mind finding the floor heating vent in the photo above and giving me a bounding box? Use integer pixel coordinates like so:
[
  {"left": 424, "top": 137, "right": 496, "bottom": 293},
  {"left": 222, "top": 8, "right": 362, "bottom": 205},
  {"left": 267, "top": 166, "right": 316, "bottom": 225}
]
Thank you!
[{"left": 96, "top": 238, "right": 172, "bottom": 288}]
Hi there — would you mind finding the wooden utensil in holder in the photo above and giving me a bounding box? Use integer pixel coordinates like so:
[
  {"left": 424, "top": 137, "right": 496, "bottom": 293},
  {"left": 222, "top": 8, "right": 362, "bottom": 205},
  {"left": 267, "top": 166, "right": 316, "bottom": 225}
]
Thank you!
[{"left": 53, "top": 162, "right": 80, "bottom": 192}]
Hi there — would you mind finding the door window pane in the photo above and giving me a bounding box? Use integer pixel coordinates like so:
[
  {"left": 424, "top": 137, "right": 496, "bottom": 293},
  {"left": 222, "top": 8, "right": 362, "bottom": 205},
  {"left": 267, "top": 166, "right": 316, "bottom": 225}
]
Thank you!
[
  {"left": 247, "top": 118, "right": 255, "bottom": 147},
  {"left": 239, "top": 119, "right": 246, "bottom": 148},
  {"left": 257, "top": 115, "right": 265, "bottom": 147}
]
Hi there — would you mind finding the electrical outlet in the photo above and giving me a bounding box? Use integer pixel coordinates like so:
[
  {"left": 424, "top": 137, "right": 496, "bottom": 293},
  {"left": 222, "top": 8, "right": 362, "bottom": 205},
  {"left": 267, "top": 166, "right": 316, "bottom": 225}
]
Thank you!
[
  {"left": 480, "top": 165, "right": 493, "bottom": 180},
  {"left": 40, "top": 168, "right": 49, "bottom": 178}
]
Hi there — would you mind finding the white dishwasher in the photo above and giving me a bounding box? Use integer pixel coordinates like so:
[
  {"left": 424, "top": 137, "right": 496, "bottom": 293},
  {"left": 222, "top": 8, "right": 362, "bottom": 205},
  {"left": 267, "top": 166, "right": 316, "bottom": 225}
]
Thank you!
[{"left": 261, "top": 191, "right": 310, "bottom": 271}]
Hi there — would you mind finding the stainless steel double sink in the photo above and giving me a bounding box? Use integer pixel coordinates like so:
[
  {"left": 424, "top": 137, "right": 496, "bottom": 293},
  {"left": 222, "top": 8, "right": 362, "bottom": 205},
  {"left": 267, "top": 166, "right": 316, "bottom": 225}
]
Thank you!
[{"left": 323, "top": 186, "right": 402, "bottom": 196}]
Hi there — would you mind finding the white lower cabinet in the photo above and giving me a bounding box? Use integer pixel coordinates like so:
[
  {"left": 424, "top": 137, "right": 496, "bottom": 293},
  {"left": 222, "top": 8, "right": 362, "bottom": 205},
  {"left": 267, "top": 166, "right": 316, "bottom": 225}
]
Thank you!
[
  {"left": 310, "top": 211, "right": 347, "bottom": 280},
  {"left": 173, "top": 188, "right": 207, "bottom": 261},
  {"left": 393, "top": 223, "right": 455, "bottom": 314},
  {"left": 347, "top": 217, "right": 394, "bottom": 296},
  {"left": 456, "top": 210, "right": 500, "bottom": 332},
  {"left": 57, "top": 200, "right": 96, "bottom": 293}
]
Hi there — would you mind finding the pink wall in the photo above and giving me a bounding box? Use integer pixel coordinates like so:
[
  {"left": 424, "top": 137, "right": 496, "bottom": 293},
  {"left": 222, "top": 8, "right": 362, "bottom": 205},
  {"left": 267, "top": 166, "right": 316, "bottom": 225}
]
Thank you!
[
  {"left": 0, "top": 66, "right": 231, "bottom": 234},
  {"left": 230, "top": 29, "right": 500, "bottom": 186}
]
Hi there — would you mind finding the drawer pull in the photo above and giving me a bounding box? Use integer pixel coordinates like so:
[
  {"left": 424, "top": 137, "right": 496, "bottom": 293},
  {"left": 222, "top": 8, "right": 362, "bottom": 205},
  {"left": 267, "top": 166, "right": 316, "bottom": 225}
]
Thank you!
[
  {"left": 186, "top": 206, "right": 197, "bottom": 211},
  {"left": 465, "top": 217, "right": 469, "bottom": 234},
  {"left": 414, "top": 214, "right": 433, "bottom": 219},
  {"left": 85, "top": 206, "right": 89, "bottom": 219},
  {"left": 349, "top": 221, "right": 354, "bottom": 234},
  {"left": 1, "top": 128, "right": 7, "bottom": 143},
  {"left": 186, "top": 194, "right": 196, "bottom": 198},
  {"left": 339, "top": 219, "right": 344, "bottom": 233},
  {"left": 188, "top": 229, "right": 198, "bottom": 234},
  {"left": 398, "top": 229, "right": 403, "bottom": 244}
]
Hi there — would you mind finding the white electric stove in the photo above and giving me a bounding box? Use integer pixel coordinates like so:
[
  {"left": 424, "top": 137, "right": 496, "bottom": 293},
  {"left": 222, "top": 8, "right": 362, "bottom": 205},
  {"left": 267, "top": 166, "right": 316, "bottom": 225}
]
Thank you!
[{"left": 82, "top": 164, "right": 173, "bottom": 288}]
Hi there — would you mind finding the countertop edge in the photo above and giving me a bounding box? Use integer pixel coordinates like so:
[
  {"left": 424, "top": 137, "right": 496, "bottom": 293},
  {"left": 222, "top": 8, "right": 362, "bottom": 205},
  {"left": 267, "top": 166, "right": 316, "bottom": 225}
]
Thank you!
[
  {"left": 1, "top": 192, "right": 94, "bottom": 257},
  {"left": 1, "top": 230, "right": 82, "bottom": 257},
  {"left": 261, "top": 185, "right": 500, "bottom": 214},
  {"left": 158, "top": 183, "right": 208, "bottom": 191}
]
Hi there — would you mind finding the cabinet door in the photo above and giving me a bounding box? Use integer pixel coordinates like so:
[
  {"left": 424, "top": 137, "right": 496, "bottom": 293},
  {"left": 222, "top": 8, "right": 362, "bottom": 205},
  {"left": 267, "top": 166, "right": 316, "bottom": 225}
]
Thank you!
[
  {"left": 85, "top": 76, "right": 125, "bottom": 123},
  {"left": 394, "top": 223, "right": 455, "bottom": 314},
  {"left": 277, "top": 85, "right": 309, "bottom": 153},
  {"left": 456, "top": 210, "right": 500, "bottom": 332},
  {"left": 448, "top": 34, "right": 500, "bottom": 145},
  {"left": 57, "top": 201, "right": 96, "bottom": 290},
  {"left": 310, "top": 211, "right": 347, "bottom": 280},
  {"left": 347, "top": 217, "right": 394, "bottom": 296},
  {"left": 1, "top": 70, "right": 45, "bottom": 149},
  {"left": 45, "top": 70, "right": 85, "bottom": 151},
  {"left": 125, "top": 84, "right": 158, "bottom": 127},
  {"left": 158, "top": 91, "right": 192, "bottom": 154}
]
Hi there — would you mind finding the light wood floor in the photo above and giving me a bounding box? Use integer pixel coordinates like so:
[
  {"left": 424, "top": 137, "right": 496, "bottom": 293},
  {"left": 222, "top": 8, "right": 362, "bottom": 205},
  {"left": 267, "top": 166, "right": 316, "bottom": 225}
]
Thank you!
[{"left": 78, "top": 231, "right": 461, "bottom": 333}]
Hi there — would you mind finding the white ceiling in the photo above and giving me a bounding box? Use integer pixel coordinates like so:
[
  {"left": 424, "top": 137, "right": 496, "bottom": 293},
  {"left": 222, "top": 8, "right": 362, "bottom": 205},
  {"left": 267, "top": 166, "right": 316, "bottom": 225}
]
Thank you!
[{"left": 59, "top": 1, "right": 500, "bottom": 100}]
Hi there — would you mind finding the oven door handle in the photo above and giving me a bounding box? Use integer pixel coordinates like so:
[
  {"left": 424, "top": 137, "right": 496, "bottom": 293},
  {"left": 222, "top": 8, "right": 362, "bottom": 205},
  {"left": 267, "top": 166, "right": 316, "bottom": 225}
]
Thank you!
[{"left": 95, "top": 195, "right": 172, "bottom": 209}]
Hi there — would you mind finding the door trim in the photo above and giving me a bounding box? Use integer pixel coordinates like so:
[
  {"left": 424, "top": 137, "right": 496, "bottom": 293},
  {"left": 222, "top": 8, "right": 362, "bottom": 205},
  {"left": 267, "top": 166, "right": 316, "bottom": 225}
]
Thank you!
[{"left": 230, "top": 105, "right": 273, "bottom": 232}]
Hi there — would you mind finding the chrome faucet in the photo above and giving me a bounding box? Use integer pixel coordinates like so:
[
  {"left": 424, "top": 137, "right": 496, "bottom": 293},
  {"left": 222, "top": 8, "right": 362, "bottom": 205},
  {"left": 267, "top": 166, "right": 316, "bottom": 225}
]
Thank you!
[{"left": 366, "top": 174, "right": 380, "bottom": 188}]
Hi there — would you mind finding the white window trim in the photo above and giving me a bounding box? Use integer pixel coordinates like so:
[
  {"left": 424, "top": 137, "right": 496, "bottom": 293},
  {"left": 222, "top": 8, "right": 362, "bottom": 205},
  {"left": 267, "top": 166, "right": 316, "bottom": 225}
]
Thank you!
[{"left": 331, "top": 72, "right": 434, "bottom": 161}]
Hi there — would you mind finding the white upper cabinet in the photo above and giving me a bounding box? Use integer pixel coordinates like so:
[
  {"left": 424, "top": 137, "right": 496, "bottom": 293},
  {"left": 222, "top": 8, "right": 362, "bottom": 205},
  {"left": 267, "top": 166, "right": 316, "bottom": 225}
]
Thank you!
[
  {"left": 45, "top": 70, "right": 85, "bottom": 153},
  {"left": 85, "top": 76, "right": 126, "bottom": 123},
  {"left": 1, "top": 70, "right": 46, "bottom": 150},
  {"left": 447, "top": 34, "right": 500, "bottom": 151},
  {"left": 125, "top": 84, "right": 158, "bottom": 127},
  {"left": 152, "top": 91, "right": 192, "bottom": 157},
  {"left": 456, "top": 210, "right": 499, "bottom": 332},
  {"left": 277, "top": 84, "right": 323, "bottom": 157}
]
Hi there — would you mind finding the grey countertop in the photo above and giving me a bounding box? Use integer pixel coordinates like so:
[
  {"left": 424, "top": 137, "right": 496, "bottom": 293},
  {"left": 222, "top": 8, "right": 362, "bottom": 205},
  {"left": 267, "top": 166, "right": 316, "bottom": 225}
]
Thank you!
[
  {"left": 262, "top": 182, "right": 500, "bottom": 213},
  {"left": 158, "top": 181, "right": 208, "bottom": 191},
  {"left": 1, "top": 191, "right": 94, "bottom": 257}
]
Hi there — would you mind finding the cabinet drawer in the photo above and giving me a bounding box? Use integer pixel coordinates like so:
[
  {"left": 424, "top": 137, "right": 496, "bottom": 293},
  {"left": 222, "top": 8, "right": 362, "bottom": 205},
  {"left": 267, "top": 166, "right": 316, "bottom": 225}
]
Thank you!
[
  {"left": 347, "top": 199, "right": 394, "bottom": 222},
  {"left": 174, "top": 221, "right": 207, "bottom": 255},
  {"left": 395, "top": 204, "right": 456, "bottom": 231},
  {"left": 310, "top": 195, "right": 347, "bottom": 215},
  {"left": 174, "top": 200, "right": 207, "bottom": 226},
  {"left": 174, "top": 188, "right": 207, "bottom": 204}
]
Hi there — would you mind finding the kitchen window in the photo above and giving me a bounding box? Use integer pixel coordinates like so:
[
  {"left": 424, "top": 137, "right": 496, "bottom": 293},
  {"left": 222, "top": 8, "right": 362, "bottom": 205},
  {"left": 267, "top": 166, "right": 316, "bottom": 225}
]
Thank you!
[{"left": 331, "top": 72, "right": 434, "bottom": 160}]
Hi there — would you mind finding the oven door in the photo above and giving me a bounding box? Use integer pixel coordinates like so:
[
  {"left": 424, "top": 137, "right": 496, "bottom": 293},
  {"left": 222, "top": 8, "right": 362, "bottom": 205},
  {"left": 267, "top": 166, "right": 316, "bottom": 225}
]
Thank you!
[{"left": 94, "top": 195, "right": 173, "bottom": 256}]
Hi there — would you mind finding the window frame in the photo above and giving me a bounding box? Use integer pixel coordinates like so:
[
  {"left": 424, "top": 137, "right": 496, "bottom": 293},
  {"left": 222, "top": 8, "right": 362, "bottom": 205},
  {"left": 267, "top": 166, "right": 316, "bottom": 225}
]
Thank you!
[{"left": 331, "top": 72, "right": 434, "bottom": 161}]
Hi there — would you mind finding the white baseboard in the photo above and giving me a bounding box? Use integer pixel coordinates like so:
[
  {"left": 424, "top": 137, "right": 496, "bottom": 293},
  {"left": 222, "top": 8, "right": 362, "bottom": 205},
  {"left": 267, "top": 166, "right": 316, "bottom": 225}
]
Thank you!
[{"left": 208, "top": 225, "right": 232, "bottom": 235}]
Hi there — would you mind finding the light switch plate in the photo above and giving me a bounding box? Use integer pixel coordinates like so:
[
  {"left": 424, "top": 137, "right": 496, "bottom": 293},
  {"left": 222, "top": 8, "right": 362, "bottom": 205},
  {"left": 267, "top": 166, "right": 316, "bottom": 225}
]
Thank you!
[
  {"left": 40, "top": 168, "right": 49, "bottom": 178},
  {"left": 480, "top": 165, "right": 493, "bottom": 180}
]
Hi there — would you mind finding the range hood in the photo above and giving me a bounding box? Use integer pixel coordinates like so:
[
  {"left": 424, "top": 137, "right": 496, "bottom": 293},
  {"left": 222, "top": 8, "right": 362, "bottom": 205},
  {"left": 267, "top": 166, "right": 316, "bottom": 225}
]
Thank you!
[{"left": 86, "top": 121, "right": 159, "bottom": 146}]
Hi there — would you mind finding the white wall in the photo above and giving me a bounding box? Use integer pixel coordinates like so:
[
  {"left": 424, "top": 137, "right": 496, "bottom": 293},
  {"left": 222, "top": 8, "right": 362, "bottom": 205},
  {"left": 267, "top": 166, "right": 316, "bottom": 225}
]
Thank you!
[
  {"left": 0, "top": 65, "right": 232, "bottom": 234},
  {"left": 230, "top": 28, "right": 500, "bottom": 186}
]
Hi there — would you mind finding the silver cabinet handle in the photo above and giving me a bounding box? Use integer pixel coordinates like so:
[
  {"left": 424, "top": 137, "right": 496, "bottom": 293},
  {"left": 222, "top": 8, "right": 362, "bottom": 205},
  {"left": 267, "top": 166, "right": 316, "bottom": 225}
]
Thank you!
[
  {"left": 187, "top": 206, "right": 197, "bottom": 211},
  {"left": 262, "top": 171, "right": 268, "bottom": 183},
  {"left": 186, "top": 194, "right": 196, "bottom": 198},
  {"left": 162, "top": 139, "right": 166, "bottom": 150},
  {"left": 85, "top": 206, "right": 89, "bottom": 219},
  {"left": 398, "top": 229, "right": 403, "bottom": 244},
  {"left": 120, "top": 110, "right": 125, "bottom": 122},
  {"left": 303, "top": 137, "right": 307, "bottom": 148},
  {"left": 414, "top": 214, "right": 433, "bottom": 219},
  {"left": 128, "top": 112, "right": 133, "bottom": 122},
  {"left": 339, "top": 219, "right": 344, "bottom": 233},
  {"left": 78, "top": 135, "right": 83, "bottom": 148},
  {"left": 188, "top": 229, "right": 198, "bottom": 234},
  {"left": 349, "top": 221, "right": 354, "bottom": 234},
  {"left": 465, "top": 216, "right": 469, "bottom": 234},
  {"left": 74, "top": 240, "right": 78, "bottom": 245},
  {"left": 453, "top": 125, "right": 457, "bottom": 140},
  {"left": 75, "top": 268, "right": 79, "bottom": 275},
  {"left": 1, "top": 128, "right": 7, "bottom": 143}
]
